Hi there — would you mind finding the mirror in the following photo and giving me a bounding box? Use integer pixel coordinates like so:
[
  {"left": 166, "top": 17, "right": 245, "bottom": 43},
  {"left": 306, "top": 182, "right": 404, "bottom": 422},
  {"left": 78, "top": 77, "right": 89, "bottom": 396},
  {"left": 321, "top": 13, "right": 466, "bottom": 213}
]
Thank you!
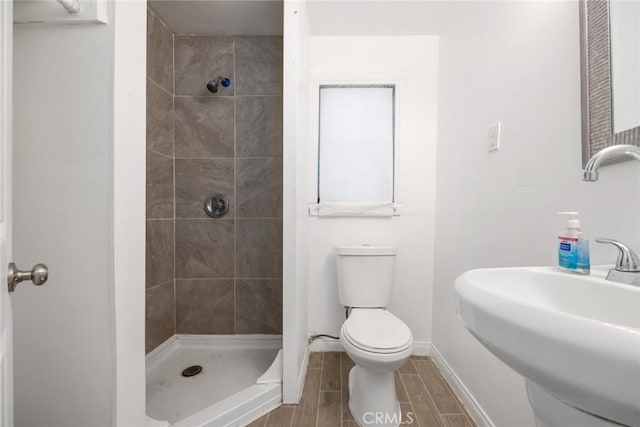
[
  {"left": 610, "top": 0, "right": 640, "bottom": 134},
  {"left": 580, "top": 0, "right": 640, "bottom": 166}
]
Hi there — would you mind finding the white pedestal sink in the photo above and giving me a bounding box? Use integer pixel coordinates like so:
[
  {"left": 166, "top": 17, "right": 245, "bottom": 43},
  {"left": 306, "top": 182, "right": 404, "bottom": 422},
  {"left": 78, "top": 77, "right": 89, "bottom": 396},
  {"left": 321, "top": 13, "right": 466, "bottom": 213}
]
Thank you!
[{"left": 454, "top": 266, "right": 640, "bottom": 427}]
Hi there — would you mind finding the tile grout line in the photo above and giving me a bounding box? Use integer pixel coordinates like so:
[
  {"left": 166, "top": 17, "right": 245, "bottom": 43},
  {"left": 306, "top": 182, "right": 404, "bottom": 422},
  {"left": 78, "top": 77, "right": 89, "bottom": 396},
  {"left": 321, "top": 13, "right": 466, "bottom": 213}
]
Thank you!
[
  {"left": 407, "top": 402, "right": 418, "bottom": 427},
  {"left": 232, "top": 36, "right": 238, "bottom": 334},
  {"left": 428, "top": 358, "right": 471, "bottom": 419},
  {"left": 175, "top": 277, "right": 282, "bottom": 281},
  {"left": 172, "top": 29, "right": 175, "bottom": 94},
  {"left": 315, "top": 354, "right": 324, "bottom": 427},
  {"left": 171, "top": 29, "right": 177, "bottom": 337},
  {"left": 172, "top": 217, "right": 283, "bottom": 220},
  {"left": 397, "top": 374, "right": 419, "bottom": 427},
  {"left": 147, "top": 5, "right": 171, "bottom": 32},
  {"left": 289, "top": 405, "right": 296, "bottom": 427},
  {"left": 173, "top": 156, "right": 281, "bottom": 160},
  {"left": 147, "top": 76, "right": 172, "bottom": 98},
  {"left": 146, "top": 278, "right": 174, "bottom": 292},
  {"left": 340, "top": 355, "right": 344, "bottom": 426},
  {"left": 403, "top": 373, "right": 436, "bottom": 427},
  {"left": 173, "top": 94, "right": 282, "bottom": 98},
  {"left": 147, "top": 148, "right": 173, "bottom": 160},
  {"left": 339, "top": 357, "right": 345, "bottom": 427},
  {"left": 397, "top": 370, "right": 411, "bottom": 406},
  {"left": 235, "top": 94, "right": 282, "bottom": 98},
  {"left": 413, "top": 367, "right": 448, "bottom": 427}
]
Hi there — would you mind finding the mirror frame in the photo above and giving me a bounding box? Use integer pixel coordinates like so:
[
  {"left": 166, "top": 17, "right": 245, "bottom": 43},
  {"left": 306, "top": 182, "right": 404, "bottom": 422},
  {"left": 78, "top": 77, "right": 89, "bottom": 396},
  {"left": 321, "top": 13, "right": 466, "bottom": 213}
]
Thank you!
[{"left": 579, "top": 0, "right": 640, "bottom": 167}]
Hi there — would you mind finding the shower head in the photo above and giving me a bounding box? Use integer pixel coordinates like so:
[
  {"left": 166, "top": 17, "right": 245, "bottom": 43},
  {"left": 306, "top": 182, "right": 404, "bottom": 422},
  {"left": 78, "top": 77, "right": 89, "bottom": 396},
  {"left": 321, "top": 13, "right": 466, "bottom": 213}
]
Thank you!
[{"left": 206, "top": 76, "right": 232, "bottom": 93}]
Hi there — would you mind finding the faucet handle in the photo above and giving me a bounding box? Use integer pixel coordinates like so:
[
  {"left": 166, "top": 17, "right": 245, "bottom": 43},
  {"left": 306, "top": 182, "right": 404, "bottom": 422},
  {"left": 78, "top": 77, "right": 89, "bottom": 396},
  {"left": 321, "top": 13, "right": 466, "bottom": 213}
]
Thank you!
[{"left": 595, "top": 238, "right": 640, "bottom": 272}]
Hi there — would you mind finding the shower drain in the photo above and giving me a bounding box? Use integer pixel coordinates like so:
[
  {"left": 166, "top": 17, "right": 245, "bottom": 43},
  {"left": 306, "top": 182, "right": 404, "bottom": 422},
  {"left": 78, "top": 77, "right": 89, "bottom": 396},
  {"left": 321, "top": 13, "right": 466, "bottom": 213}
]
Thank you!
[{"left": 181, "top": 365, "right": 203, "bottom": 377}]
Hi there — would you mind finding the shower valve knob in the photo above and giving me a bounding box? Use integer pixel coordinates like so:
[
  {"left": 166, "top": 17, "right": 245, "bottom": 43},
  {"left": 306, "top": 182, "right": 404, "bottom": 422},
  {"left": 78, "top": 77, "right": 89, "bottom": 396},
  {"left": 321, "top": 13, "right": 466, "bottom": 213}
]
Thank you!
[{"left": 204, "top": 194, "right": 230, "bottom": 218}]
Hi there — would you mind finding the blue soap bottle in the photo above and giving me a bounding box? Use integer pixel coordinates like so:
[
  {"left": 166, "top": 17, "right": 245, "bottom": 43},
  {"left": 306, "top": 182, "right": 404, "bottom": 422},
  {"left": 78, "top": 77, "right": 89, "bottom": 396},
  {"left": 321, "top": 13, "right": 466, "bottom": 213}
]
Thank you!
[{"left": 557, "top": 212, "right": 590, "bottom": 275}]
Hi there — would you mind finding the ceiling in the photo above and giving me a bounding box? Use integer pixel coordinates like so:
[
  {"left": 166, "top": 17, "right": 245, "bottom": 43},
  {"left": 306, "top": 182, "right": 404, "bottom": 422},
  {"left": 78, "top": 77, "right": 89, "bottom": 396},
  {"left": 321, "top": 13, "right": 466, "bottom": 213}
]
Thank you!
[{"left": 148, "top": 0, "right": 283, "bottom": 36}]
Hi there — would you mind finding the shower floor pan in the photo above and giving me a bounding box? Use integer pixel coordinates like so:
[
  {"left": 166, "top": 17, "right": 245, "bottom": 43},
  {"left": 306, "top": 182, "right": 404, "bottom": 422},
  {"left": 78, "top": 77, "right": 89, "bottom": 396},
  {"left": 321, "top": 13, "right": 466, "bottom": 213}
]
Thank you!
[{"left": 146, "top": 335, "right": 282, "bottom": 427}]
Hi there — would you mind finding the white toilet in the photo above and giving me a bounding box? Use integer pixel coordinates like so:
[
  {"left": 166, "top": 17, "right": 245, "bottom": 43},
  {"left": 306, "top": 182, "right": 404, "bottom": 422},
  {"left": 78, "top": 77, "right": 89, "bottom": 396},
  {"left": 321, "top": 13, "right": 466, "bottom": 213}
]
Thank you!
[{"left": 336, "top": 245, "right": 414, "bottom": 427}]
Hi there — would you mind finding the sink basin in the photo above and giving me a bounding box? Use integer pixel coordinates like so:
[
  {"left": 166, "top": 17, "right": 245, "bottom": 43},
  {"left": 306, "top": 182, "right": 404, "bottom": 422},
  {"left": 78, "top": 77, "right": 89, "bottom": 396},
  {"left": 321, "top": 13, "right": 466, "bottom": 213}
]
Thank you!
[{"left": 455, "top": 266, "right": 640, "bottom": 426}]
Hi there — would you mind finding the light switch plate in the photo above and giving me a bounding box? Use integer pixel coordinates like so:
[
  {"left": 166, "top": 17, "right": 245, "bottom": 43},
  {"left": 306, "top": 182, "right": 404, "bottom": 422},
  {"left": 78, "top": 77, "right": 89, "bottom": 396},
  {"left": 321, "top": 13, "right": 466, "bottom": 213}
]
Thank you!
[{"left": 488, "top": 122, "right": 502, "bottom": 152}]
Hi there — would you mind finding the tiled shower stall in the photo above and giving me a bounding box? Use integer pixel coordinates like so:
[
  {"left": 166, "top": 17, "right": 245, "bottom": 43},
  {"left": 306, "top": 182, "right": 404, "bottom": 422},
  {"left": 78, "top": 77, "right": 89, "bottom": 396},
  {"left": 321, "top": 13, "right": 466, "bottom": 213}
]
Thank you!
[{"left": 145, "top": 8, "right": 283, "bottom": 353}]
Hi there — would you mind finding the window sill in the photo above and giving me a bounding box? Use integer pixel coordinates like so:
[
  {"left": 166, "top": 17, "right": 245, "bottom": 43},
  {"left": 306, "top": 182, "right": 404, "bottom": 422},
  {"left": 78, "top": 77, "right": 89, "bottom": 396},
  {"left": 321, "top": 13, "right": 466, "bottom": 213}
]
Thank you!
[{"left": 308, "top": 202, "right": 402, "bottom": 217}]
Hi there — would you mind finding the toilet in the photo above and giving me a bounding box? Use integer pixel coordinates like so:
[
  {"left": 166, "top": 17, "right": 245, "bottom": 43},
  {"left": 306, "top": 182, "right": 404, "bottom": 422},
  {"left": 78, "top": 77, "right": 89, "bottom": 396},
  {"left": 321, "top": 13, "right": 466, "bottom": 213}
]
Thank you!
[{"left": 336, "top": 245, "right": 414, "bottom": 427}]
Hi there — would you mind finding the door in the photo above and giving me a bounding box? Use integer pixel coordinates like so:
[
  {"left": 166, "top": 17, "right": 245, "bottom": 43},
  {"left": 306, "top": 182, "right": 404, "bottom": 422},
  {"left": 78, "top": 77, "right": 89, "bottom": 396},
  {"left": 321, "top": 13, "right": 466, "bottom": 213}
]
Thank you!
[
  {"left": 0, "top": 0, "right": 12, "bottom": 425},
  {"left": 2, "top": 2, "right": 146, "bottom": 425},
  {"left": 11, "top": 6, "right": 117, "bottom": 425}
]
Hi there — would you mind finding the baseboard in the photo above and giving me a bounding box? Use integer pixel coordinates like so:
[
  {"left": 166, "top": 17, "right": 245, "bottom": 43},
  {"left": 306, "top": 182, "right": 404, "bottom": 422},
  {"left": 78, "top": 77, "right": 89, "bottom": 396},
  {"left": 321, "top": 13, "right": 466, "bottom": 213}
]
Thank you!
[
  {"left": 430, "top": 344, "right": 495, "bottom": 427},
  {"left": 412, "top": 341, "right": 432, "bottom": 356},
  {"left": 309, "top": 338, "right": 432, "bottom": 356},
  {"left": 309, "top": 337, "right": 343, "bottom": 352}
]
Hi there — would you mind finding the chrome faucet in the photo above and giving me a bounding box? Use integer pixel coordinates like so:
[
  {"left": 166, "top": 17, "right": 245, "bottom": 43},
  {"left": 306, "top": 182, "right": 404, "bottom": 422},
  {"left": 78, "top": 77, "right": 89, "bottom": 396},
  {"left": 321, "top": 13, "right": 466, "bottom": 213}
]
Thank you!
[
  {"left": 594, "top": 239, "right": 640, "bottom": 286},
  {"left": 583, "top": 144, "right": 640, "bottom": 182},
  {"left": 584, "top": 145, "right": 640, "bottom": 286}
]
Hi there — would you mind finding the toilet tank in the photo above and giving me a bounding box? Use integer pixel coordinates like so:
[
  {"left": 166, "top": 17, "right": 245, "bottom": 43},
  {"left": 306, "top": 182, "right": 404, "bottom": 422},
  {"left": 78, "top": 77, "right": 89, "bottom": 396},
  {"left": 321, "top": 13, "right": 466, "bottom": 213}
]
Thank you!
[{"left": 335, "top": 245, "right": 397, "bottom": 308}]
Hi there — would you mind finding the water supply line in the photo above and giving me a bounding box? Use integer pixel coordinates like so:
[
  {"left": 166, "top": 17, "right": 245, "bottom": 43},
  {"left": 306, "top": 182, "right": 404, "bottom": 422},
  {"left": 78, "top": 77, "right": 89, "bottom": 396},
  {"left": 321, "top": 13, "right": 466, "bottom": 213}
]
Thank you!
[
  {"left": 307, "top": 307, "right": 350, "bottom": 344},
  {"left": 308, "top": 334, "right": 339, "bottom": 344}
]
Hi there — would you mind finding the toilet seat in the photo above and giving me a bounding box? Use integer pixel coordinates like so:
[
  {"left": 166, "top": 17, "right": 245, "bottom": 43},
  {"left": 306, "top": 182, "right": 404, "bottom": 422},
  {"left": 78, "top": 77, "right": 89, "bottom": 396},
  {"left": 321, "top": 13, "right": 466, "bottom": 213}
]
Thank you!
[{"left": 342, "top": 309, "right": 412, "bottom": 354}]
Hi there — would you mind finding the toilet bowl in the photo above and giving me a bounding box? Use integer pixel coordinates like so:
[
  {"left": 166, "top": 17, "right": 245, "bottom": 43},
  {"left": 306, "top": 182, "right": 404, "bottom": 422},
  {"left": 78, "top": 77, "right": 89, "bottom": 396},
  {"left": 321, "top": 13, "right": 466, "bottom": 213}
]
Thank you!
[
  {"left": 335, "top": 245, "right": 414, "bottom": 427},
  {"left": 340, "top": 308, "right": 413, "bottom": 427}
]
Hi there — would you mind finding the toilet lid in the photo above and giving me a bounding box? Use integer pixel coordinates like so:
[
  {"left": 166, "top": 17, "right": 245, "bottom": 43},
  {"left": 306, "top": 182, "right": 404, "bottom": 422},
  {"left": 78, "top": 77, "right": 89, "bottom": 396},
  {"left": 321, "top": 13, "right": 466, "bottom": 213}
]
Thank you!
[{"left": 342, "top": 309, "right": 412, "bottom": 354}]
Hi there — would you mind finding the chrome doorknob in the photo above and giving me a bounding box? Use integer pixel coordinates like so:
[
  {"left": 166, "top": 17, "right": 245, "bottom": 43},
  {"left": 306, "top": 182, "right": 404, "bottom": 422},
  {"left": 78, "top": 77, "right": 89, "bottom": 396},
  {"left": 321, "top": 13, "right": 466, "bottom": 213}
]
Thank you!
[{"left": 8, "top": 262, "right": 49, "bottom": 293}]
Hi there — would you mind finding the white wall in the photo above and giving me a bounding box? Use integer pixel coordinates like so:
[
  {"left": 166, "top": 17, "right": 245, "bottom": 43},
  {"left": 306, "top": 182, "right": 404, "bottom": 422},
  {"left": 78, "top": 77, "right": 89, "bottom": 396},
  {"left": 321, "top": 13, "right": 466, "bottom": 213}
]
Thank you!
[
  {"left": 112, "top": 1, "right": 148, "bottom": 425},
  {"left": 307, "top": 36, "right": 439, "bottom": 348},
  {"left": 12, "top": 16, "right": 116, "bottom": 427},
  {"left": 433, "top": 2, "right": 640, "bottom": 426},
  {"left": 283, "top": 0, "right": 311, "bottom": 403},
  {"left": 307, "top": 1, "right": 442, "bottom": 36}
]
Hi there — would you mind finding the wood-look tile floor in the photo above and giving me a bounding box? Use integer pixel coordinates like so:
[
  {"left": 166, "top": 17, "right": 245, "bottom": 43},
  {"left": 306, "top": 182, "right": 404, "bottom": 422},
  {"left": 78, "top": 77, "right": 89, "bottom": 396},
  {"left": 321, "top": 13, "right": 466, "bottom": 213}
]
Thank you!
[{"left": 249, "top": 352, "right": 476, "bottom": 427}]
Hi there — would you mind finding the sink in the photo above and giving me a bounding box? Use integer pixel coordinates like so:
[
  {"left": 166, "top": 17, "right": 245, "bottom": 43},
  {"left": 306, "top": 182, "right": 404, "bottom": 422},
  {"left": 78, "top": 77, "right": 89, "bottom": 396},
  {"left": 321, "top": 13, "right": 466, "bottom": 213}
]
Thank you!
[{"left": 455, "top": 266, "right": 640, "bottom": 427}]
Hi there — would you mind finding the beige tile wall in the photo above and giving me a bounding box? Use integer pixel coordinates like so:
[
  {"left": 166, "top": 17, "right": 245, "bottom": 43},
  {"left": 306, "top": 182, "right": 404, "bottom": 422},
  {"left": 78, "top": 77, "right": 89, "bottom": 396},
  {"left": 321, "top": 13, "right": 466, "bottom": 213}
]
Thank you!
[
  {"left": 145, "top": 7, "right": 283, "bottom": 353},
  {"left": 146, "top": 7, "right": 175, "bottom": 353}
]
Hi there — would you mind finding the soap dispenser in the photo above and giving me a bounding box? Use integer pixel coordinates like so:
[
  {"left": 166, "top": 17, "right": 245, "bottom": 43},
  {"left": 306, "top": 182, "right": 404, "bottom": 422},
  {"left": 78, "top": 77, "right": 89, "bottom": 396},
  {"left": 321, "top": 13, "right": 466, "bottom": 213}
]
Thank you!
[{"left": 557, "top": 212, "right": 590, "bottom": 275}]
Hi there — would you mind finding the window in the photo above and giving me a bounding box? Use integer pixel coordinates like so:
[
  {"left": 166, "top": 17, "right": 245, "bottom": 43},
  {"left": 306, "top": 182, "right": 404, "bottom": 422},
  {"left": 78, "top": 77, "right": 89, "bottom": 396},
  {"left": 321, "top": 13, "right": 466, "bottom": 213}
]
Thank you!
[{"left": 317, "top": 85, "right": 395, "bottom": 203}]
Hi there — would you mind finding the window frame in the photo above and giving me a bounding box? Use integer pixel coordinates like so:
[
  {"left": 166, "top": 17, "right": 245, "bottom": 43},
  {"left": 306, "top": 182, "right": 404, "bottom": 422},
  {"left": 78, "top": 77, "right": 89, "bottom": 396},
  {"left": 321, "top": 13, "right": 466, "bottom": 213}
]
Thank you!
[{"left": 313, "top": 83, "right": 399, "bottom": 212}]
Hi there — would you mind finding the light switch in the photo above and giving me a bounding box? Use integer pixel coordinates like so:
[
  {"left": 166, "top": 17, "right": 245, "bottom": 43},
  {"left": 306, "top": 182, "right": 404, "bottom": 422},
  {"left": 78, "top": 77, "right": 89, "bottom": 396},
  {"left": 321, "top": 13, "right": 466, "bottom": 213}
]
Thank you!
[{"left": 488, "top": 122, "right": 501, "bottom": 152}]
